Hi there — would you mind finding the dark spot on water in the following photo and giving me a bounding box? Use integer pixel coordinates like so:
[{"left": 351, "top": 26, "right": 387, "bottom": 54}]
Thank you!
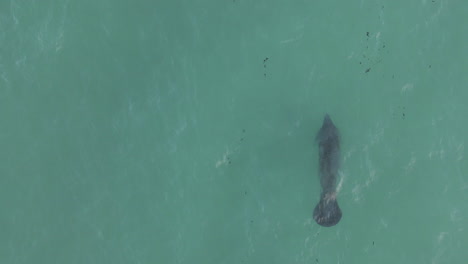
[
  {"left": 316, "top": 258, "right": 319, "bottom": 263},
  {"left": 373, "top": 241, "right": 375, "bottom": 245},
  {"left": 250, "top": 220, "right": 253, "bottom": 223},
  {"left": 263, "top": 58, "right": 269, "bottom": 77},
  {"left": 366, "top": 31, "right": 369, "bottom": 37},
  {"left": 429, "top": 65, "right": 432, "bottom": 68},
  {"left": 365, "top": 68, "right": 371, "bottom": 73},
  {"left": 244, "top": 191, "right": 247, "bottom": 195}
]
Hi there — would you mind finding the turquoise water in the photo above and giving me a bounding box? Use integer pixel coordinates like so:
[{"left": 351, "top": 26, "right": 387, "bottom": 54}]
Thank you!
[{"left": 1, "top": 0, "right": 467, "bottom": 263}]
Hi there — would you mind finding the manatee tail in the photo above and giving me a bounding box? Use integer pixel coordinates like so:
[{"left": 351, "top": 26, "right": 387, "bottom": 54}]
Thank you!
[{"left": 313, "top": 195, "right": 342, "bottom": 227}]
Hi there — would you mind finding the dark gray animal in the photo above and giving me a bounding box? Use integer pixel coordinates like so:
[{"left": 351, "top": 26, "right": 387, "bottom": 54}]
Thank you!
[{"left": 313, "top": 114, "right": 342, "bottom": 227}]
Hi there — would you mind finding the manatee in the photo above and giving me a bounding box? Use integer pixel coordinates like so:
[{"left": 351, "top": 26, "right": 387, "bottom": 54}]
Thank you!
[{"left": 313, "top": 114, "right": 342, "bottom": 227}]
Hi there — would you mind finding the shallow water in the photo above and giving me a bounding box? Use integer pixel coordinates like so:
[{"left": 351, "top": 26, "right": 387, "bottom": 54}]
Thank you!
[{"left": 1, "top": 0, "right": 467, "bottom": 263}]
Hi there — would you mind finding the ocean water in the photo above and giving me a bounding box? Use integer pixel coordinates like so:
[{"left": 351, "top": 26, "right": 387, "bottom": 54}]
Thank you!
[{"left": 1, "top": 0, "right": 467, "bottom": 263}]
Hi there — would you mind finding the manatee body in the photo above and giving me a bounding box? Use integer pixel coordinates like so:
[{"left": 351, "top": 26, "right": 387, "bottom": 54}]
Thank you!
[{"left": 313, "top": 114, "right": 342, "bottom": 227}]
